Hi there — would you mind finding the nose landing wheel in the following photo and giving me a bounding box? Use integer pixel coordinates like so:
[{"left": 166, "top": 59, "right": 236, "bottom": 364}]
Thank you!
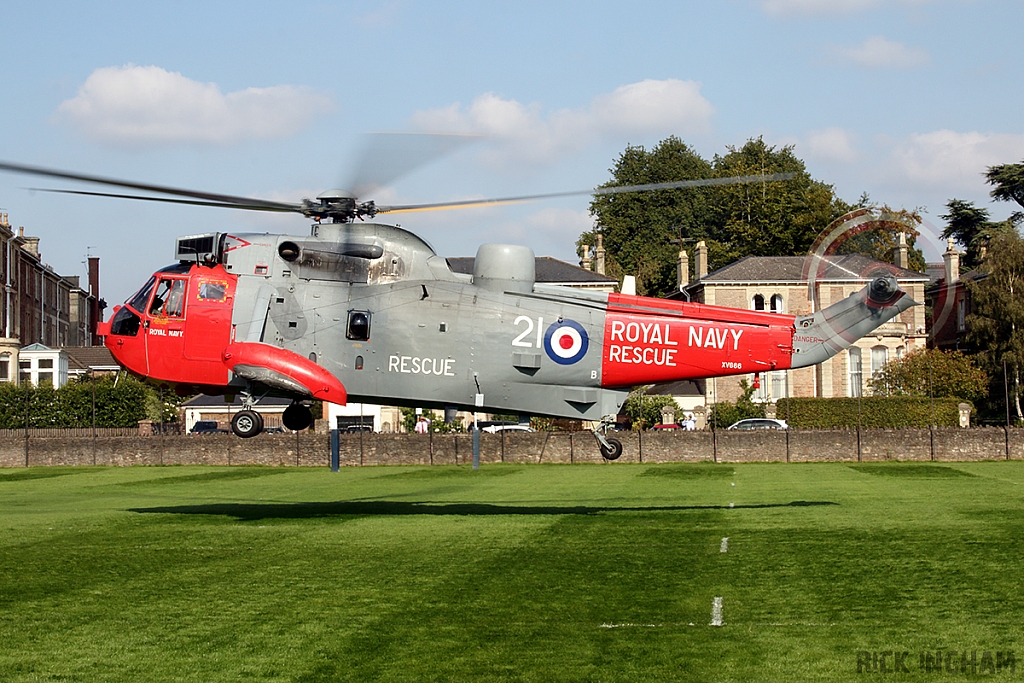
[{"left": 231, "top": 409, "right": 264, "bottom": 438}]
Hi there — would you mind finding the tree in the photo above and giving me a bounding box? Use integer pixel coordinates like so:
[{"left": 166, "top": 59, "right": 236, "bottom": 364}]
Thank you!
[
  {"left": 986, "top": 160, "right": 1024, "bottom": 211},
  {"left": 965, "top": 229, "right": 1024, "bottom": 423},
  {"left": 834, "top": 199, "right": 927, "bottom": 272},
  {"left": 939, "top": 199, "right": 1011, "bottom": 272},
  {"left": 709, "top": 138, "right": 849, "bottom": 264},
  {"left": 868, "top": 349, "right": 988, "bottom": 402},
  {"left": 624, "top": 390, "right": 680, "bottom": 430},
  {"left": 584, "top": 137, "right": 715, "bottom": 295},
  {"left": 585, "top": 138, "right": 864, "bottom": 296}
]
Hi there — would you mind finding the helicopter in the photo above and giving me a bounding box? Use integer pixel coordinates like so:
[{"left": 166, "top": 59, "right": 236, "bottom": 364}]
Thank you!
[{"left": 0, "top": 154, "right": 916, "bottom": 459}]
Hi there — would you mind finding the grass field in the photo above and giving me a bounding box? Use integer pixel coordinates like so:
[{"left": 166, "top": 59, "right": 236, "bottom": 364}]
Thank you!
[{"left": 2, "top": 461, "right": 1023, "bottom": 682}]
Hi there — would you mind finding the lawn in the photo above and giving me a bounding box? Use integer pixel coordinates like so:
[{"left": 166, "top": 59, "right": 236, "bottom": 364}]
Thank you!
[{"left": 1, "top": 461, "right": 1022, "bottom": 682}]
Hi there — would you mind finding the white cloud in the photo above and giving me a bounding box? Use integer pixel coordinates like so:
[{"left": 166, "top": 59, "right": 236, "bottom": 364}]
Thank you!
[
  {"left": 54, "top": 65, "right": 334, "bottom": 146},
  {"left": 887, "top": 129, "right": 1024, "bottom": 191},
  {"left": 409, "top": 79, "right": 714, "bottom": 168},
  {"left": 803, "top": 127, "right": 860, "bottom": 162},
  {"left": 839, "top": 36, "right": 929, "bottom": 68},
  {"left": 760, "top": 0, "right": 940, "bottom": 15}
]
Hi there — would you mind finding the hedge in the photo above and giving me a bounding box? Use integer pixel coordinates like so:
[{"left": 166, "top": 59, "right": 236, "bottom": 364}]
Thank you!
[
  {"left": 774, "top": 396, "right": 969, "bottom": 429},
  {"left": 0, "top": 375, "right": 150, "bottom": 428}
]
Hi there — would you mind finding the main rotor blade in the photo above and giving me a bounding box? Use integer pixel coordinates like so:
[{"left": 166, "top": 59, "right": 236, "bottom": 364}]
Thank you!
[
  {"left": 377, "top": 172, "right": 796, "bottom": 214},
  {"left": 0, "top": 160, "right": 301, "bottom": 213},
  {"left": 345, "top": 132, "right": 481, "bottom": 197},
  {"left": 28, "top": 188, "right": 301, "bottom": 213}
]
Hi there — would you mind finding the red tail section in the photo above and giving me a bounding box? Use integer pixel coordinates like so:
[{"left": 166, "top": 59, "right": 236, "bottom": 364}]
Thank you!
[{"left": 601, "top": 293, "right": 796, "bottom": 388}]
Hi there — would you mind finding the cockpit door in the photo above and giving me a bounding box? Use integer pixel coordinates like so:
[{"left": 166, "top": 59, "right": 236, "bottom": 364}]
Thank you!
[
  {"left": 143, "top": 276, "right": 187, "bottom": 381},
  {"left": 183, "top": 271, "right": 236, "bottom": 362}
]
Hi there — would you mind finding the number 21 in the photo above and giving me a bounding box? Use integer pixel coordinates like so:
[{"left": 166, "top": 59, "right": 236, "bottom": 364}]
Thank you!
[{"left": 512, "top": 315, "right": 544, "bottom": 348}]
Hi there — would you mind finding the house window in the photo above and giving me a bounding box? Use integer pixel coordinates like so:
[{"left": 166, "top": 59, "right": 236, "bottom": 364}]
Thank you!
[
  {"left": 37, "top": 372, "right": 53, "bottom": 386},
  {"left": 871, "top": 346, "right": 888, "bottom": 379},
  {"left": 957, "top": 297, "right": 966, "bottom": 332},
  {"left": 849, "top": 348, "right": 863, "bottom": 398},
  {"left": 752, "top": 294, "right": 765, "bottom": 311},
  {"left": 770, "top": 294, "right": 784, "bottom": 313},
  {"left": 38, "top": 359, "right": 53, "bottom": 369},
  {"left": 0, "top": 358, "right": 8, "bottom": 381},
  {"left": 771, "top": 370, "right": 788, "bottom": 399}
]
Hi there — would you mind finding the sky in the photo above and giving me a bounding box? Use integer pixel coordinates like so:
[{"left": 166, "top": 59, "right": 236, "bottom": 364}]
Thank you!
[{"left": 0, "top": 0, "right": 1021, "bottom": 306}]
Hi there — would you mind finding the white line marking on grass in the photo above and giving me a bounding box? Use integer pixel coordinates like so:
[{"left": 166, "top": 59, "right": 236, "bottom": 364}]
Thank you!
[
  {"left": 600, "top": 623, "right": 661, "bottom": 628},
  {"left": 720, "top": 537, "right": 729, "bottom": 553},
  {"left": 711, "top": 597, "right": 723, "bottom": 626}
]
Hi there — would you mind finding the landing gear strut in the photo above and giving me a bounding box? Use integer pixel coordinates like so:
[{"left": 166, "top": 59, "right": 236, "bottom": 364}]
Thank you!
[{"left": 592, "top": 416, "right": 623, "bottom": 461}]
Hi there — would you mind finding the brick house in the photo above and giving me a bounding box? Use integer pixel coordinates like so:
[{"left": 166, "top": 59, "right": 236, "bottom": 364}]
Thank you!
[{"left": 671, "top": 241, "right": 930, "bottom": 407}]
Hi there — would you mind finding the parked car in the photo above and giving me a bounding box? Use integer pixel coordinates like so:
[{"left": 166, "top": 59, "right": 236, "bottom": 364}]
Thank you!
[
  {"left": 726, "top": 418, "right": 788, "bottom": 431},
  {"left": 481, "top": 424, "right": 535, "bottom": 434},
  {"left": 190, "top": 420, "right": 228, "bottom": 434}
]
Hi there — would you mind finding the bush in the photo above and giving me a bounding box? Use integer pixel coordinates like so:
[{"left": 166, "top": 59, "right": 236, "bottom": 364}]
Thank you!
[
  {"left": 624, "top": 391, "right": 680, "bottom": 430},
  {"left": 0, "top": 375, "right": 150, "bottom": 428},
  {"left": 775, "top": 396, "right": 967, "bottom": 429}
]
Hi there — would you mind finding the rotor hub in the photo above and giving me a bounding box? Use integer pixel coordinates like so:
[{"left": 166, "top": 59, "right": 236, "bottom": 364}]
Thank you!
[{"left": 304, "top": 190, "right": 376, "bottom": 222}]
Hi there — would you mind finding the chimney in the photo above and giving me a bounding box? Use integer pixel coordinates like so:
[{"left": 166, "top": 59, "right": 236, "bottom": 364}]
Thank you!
[
  {"left": 943, "top": 238, "right": 960, "bottom": 284},
  {"left": 579, "top": 244, "right": 592, "bottom": 271},
  {"left": 896, "top": 232, "right": 909, "bottom": 269},
  {"left": 22, "top": 236, "right": 40, "bottom": 258},
  {"left": 695, "top": 241, "right": 709, "bottom": 280},
  {"left": 595, "top": 234, "right": 606, "bottom": 275},
  {"left": 88, "top": 257, "right": 101, "bottom": 345},
  {"left": 677, "top": 248, "right": 690, "bottom": 289}
]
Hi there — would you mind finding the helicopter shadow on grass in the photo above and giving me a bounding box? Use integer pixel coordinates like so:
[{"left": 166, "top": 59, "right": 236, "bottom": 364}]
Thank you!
[{"left": 127, "top": 499, "right": 838, "bottom": 522}]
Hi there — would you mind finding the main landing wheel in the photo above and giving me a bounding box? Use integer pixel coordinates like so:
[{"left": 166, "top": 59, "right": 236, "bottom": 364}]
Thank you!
[
  {"left": 282, "top": 403, "right": 313, "bottom": 431},
  {"left": 600, "top": 438, "right": 623, "bottom": 461},
  {"left": 231, "top": 410, "right": 263, "bottom": 438}
]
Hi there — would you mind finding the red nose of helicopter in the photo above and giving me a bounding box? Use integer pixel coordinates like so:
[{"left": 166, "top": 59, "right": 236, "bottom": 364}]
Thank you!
[{"left": 98, "top": 260, "right": 346, "bottom": 404}]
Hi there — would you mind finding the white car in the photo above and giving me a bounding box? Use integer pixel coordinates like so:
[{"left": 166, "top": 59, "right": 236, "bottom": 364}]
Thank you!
[
  {"left": 726, "top": 418, "right": 788, "bottom": 431},
  {"left": 481, "top": 424, "right": 536, "bottom": 434}
]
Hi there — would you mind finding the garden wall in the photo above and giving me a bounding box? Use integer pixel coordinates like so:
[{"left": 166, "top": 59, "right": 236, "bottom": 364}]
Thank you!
[{"left": 1, "top": 427, "right": 1022, "bottom": 467}]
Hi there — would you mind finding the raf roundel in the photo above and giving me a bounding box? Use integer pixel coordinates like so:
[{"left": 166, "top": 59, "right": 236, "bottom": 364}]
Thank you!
[{"left": 543, "top": 319, "right": 589, "bottom": 365}]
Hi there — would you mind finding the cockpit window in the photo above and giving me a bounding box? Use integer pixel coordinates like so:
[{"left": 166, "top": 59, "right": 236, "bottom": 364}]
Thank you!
[
  {"left": 110, "top": 307, "right": 141, "bottom": 337},
  {"left": 150, "top": 278, "right": 185, "bottom": 318},
  {"left": 198, "top": 281, "right": 227, "bottom": 301},
  {"left": 127, "top": 277, "right": 156, "bottom": 313}
]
